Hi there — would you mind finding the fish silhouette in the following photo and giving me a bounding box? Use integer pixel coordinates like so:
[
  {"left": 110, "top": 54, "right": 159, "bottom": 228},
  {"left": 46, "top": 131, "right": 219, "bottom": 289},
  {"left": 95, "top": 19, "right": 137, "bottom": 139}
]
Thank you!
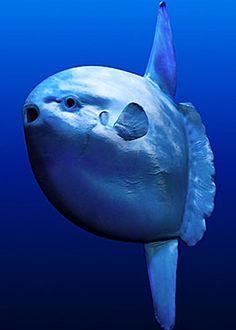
[{"left": 23, "top": 2, "right": 215, "bottom": 329}]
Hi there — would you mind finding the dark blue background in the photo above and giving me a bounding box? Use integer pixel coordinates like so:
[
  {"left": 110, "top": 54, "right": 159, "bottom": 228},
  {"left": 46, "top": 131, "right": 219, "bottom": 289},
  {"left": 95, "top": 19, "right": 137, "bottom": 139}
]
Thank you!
[{"left": 0, "top": 0, "right": 234, "bottom": 329}]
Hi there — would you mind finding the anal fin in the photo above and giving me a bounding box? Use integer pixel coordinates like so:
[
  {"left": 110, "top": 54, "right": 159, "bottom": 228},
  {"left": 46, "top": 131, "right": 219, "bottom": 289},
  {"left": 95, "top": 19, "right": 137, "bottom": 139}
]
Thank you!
[{"left": 144, "top": 239, "right": 178, "bottom": 330}]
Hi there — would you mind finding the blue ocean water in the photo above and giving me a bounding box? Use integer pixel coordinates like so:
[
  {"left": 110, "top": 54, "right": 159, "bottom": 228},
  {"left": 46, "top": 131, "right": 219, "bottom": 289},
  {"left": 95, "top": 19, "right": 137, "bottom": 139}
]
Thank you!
[{"left": 0, "top": 0, "right": 235, "bottom": 329}]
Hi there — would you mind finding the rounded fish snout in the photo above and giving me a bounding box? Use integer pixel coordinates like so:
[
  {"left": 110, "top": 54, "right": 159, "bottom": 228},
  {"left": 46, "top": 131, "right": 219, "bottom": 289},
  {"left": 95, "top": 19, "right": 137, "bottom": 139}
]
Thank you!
[{"left": 23, "top": 104, "right": 40, "bottom": 125}]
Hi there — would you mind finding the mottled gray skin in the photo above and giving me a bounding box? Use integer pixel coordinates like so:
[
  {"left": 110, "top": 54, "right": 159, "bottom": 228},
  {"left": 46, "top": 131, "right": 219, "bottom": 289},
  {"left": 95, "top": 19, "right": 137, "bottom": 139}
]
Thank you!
[{"left": 24, "top": 66, "right": 188, "bottom": 243}]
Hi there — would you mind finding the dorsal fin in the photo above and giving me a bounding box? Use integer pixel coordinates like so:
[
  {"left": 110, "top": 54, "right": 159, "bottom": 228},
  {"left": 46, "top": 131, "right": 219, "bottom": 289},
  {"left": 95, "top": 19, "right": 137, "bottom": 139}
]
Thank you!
[
  {"left": 178, "top": 103, "right": 216, "bottom": 246},
  {"left": 145, "top": 2, "right": 177, "bottom": 98}
]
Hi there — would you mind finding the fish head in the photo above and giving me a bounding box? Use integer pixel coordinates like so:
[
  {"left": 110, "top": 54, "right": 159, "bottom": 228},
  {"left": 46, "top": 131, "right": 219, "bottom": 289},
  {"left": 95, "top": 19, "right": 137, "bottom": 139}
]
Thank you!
[{"left": 24, "top": 66, "right": 146, "bottom": 157}]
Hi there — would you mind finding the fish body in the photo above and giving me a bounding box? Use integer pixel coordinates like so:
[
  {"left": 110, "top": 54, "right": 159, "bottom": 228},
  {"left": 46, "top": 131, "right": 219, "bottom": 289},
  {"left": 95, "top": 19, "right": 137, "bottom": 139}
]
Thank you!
[
  {"left": 23, "top": 3, "right": 215, "bottom": 329},
  {"left": 25, "top": 67, "right": 188, "bottom": 243}
]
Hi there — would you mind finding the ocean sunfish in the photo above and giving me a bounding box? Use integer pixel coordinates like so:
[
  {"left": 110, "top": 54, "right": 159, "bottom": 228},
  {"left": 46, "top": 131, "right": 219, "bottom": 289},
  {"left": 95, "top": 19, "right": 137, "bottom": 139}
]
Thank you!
[{"left": 23, "top": 2, "right": 215, "bottom": 329}]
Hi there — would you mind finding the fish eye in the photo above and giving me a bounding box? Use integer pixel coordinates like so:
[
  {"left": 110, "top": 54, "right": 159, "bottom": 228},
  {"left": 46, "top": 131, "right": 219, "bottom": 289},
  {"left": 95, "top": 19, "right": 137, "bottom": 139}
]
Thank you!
[
  {"left": 63, "top": 96, "right": 79, "bottom": 110},
  {"left": 65, "top": 97, "right": 76, "bottom": 108}
]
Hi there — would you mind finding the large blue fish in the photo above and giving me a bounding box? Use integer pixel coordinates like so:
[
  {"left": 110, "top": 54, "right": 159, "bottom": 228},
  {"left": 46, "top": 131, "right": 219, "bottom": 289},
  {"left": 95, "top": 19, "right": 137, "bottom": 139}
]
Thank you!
[{"left": 23, "top": 2, "right": 215, "bottom": 329}]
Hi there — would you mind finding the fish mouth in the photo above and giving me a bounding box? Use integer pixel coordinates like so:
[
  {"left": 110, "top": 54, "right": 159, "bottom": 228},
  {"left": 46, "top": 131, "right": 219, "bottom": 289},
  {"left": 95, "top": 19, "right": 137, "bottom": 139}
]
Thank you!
[{"left": 23, "top": 104, "right": 40, "bottom": 125}]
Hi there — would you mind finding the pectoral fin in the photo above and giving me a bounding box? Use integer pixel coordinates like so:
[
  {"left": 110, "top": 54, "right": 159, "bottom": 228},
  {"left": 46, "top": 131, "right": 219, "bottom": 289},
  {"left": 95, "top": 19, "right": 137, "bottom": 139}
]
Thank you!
[
  {"left": 113, "top": 102, "right": 149, "bottom": 141},
  {"left": 145, "top": 239, "right": 178, "bottom": 330}
]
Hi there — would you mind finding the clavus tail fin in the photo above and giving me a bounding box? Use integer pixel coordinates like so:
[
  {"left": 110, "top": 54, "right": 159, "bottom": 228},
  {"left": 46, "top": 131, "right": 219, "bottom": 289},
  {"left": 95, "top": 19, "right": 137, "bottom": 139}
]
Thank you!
[{"left": 145, "top": 239, "right": 178, "bottom": 330}]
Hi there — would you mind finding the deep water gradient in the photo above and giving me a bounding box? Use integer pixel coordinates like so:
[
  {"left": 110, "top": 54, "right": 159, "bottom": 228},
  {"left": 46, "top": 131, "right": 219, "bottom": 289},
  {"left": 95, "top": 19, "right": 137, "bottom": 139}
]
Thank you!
[{"left": 0, "top": 0, "right": 235, "bottom": 329}]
